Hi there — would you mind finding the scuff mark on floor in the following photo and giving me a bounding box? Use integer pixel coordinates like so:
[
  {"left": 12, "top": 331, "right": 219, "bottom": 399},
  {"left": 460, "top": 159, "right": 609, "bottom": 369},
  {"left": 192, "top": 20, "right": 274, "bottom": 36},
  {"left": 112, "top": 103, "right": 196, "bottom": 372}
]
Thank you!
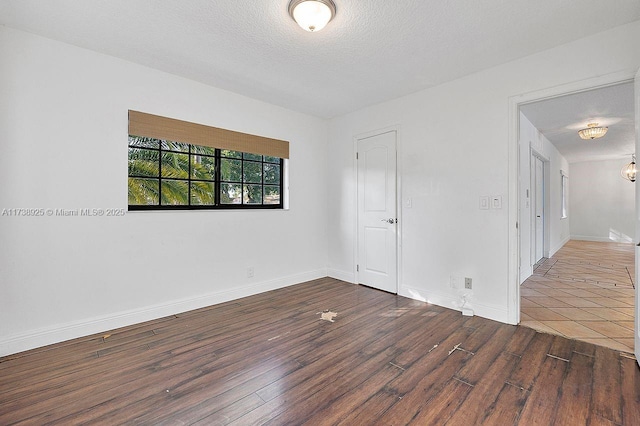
[
  {"left": 546, "top": 354, "right": 570, "bottom": 362},
  {"left": 448, "top": 343, "right": 461, "bottom": 355},
  {"left": 453, "top": 376, "right": 475, "bottom": 387},
  {"left": 448, "top": 343, "right": 475, "bottom": 356},
  {"left": 268, "top": 331, "right": 291, "bottom": 341},
  {"left": 382, "top": 308, "right": 409, "bottom": 317},
  {"left": 317, "top": 310, "right": 337, "bottom": 322},
  {"left": 389, "top": 362, "right": 406, "bottom": 371}
]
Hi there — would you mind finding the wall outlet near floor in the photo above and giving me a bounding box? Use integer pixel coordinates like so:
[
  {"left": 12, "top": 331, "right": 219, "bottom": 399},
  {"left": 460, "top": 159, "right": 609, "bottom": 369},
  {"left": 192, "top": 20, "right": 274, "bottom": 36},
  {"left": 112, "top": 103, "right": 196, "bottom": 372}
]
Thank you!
[
  {"left": 247, "top": 267, "right": 254, "bottom": 278},
  {"left": 464, "top": 277, "right": 472, "bottom": 290}
]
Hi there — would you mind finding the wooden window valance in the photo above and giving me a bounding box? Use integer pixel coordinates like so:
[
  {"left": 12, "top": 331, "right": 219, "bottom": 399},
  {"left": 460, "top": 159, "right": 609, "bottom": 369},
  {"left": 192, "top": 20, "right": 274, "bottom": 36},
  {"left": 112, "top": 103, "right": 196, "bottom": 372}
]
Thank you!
[{"left": 128, "top": 110, "right": 289, "bottom": 159}]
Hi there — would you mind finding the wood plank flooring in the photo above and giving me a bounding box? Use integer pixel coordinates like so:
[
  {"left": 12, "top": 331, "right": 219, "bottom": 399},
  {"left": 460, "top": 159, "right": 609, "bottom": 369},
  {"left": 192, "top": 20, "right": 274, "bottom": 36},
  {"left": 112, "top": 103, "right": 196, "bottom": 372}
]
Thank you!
[
  {"left": 1, "top": 277, "right": 639, "bottom": 425},
  {"left": 521, "top": 240, "right": 636, "bottom": 353}
]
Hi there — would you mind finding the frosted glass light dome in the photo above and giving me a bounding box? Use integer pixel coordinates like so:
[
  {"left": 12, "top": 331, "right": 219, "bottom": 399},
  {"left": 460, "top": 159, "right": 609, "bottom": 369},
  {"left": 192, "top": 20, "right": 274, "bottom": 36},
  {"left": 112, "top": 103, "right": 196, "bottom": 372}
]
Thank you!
[{"left": 288, "top": 0, "right": 336, "bottom": 32}]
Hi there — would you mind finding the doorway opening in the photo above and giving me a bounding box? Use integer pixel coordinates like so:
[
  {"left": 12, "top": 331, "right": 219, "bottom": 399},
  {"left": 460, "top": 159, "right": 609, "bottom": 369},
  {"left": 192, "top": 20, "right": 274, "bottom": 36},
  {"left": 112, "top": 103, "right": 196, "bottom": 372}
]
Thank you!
[{"left": 509, "top": 73, "right": 638, "bottom": 357}]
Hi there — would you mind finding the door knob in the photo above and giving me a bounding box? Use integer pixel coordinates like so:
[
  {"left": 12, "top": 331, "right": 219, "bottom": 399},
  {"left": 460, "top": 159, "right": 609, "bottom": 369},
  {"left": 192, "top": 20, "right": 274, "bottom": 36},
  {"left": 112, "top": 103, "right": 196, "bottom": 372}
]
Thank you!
[{"left": 381, "top": 218, "right": 395, "bottom": 224}]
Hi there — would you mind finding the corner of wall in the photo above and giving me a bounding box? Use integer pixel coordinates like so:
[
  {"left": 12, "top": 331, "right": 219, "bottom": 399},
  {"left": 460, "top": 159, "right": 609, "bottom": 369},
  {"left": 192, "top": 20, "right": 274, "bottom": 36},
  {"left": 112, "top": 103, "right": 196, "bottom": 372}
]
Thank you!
[
  {"left": 327, "top": 268, "right": 355, "bottom": 284},
  {"left": 399, "top": 285, "right": 510, "bottom": 324},
  {"left": 549, "top": 235, "right": 571, "bottom": 257}
]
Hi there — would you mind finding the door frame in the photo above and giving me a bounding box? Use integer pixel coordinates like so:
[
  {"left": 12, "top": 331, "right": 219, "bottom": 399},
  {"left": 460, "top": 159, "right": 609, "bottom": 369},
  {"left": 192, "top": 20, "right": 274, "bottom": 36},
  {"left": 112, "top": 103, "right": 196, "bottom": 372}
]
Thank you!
[
  {"left": 353, "top": 125, "right": 402, "bottom": 293},
  {"left": 530, "top": 151, "right": 551, "bottom": 267},
  {"left": 507, "top": 69, "right": 638, "bottom": 325},
  {"left": 531, "top": 154, "right": 544, "bottom": 265},
  {"left": 634, "top": 66, "right": 640, "bottom": 365}
]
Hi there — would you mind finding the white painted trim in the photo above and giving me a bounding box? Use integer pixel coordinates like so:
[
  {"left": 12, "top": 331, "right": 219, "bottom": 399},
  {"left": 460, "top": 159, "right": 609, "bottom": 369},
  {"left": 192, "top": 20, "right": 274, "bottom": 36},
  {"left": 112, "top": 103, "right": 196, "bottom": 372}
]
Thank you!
[
  {"left": 633, "top": 66, "right": 640, "bottom": 366},
  {"left": 327, "top": 268, "right": 356, "bottom": 283},
  {"left": 570, "top": 235, "right": 634, "bottom": 243},
  {"left": 514, "top": 69, "right": 637, "bottom": 106},
  {"left": 508, "top": 93, "right": 521, "bottom": 325},
  {"left": 353, "top": 125, "right": 402, "bottom": 294},
  {"left": 396, "top": 126, "right": 404, "bottom": 296},
  {"left": 544, "top": 159, "right": 552, "bottom": 259},
  {"left": 570, "top": 235, "right": 612, "bottom": 243},
  {"left": 508, "top": 69, "right": 638, "bottom": 327},
  {"left": 353, "top": 134, "right": 359, "bottom": 284},
  {"left": 530, "top": 153, "right": 549, "bottom": 269},
  {"left": 530, "top": 145, "right": 550, "bottom": 162},
  {"left": 0, "top": 268, "right": 328, "bottom": 357}
]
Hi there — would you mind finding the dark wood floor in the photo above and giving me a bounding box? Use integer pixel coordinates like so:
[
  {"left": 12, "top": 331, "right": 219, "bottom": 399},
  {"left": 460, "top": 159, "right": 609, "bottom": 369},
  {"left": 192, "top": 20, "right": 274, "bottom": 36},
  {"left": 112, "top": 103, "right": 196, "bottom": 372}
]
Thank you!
[{"left": 1, "top": 278, "right": 639, "bottom": 425}]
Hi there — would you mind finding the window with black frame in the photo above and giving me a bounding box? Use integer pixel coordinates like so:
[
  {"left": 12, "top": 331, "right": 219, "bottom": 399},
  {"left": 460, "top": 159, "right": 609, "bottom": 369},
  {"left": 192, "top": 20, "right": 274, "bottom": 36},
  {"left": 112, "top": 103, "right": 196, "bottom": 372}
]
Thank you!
[{"left": 128, "top": 136, "right": 283, "bottom": 210}]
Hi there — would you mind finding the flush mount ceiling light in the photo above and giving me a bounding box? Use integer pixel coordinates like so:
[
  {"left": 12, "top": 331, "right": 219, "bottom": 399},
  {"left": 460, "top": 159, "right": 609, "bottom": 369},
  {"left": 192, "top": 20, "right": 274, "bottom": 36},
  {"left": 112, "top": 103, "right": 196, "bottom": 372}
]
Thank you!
[
  {"left": 288, "top": 0, "right": 336, "bottom": 32},
  {"left": 621, "top": 155, "right": 637, "bottom": 182},
  {"left": 578, "top": 122, "right": 608, "bottom": 140}
]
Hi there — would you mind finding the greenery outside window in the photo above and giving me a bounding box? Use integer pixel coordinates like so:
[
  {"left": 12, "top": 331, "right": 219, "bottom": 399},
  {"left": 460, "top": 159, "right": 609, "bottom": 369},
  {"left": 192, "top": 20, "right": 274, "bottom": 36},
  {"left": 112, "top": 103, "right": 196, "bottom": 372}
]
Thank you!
[{"left": 128, "top": 135, "right": 283, "bottom": 210}]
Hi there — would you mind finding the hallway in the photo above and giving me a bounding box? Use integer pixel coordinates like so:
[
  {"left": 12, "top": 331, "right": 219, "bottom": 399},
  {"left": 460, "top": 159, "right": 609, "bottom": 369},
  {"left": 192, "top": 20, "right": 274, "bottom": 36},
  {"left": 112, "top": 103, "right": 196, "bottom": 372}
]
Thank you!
[{"left": 520, "top": 240, "right": 635, "bottom": 354}]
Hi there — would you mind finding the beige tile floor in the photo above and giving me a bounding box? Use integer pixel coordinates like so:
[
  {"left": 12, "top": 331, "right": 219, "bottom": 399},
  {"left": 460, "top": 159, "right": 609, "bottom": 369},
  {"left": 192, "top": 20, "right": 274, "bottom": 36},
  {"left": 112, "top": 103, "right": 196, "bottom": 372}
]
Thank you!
[{"left": 520, "top": 240, "right": 636, "bottom": 354}]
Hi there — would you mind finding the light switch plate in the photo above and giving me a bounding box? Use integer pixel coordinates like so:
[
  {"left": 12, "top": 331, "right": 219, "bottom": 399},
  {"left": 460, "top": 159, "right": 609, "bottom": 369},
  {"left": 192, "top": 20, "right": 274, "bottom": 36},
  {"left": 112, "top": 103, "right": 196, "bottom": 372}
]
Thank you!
[
  {"left": 479, "top": 196, "right": 489, "bottom": 210},
  {"left": 491, "top": 195, "right": 502, "bottom": 209}
]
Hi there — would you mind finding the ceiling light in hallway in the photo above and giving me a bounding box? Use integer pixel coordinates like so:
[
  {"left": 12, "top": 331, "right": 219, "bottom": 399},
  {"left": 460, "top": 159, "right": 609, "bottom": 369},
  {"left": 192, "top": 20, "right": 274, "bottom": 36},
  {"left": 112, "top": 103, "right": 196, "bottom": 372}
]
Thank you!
[
  {"left": 621, "top": 154, "right": 636, "bottom": 182},
  {"left": 578, "top": 122, "right": 608, "bottom": 140}
]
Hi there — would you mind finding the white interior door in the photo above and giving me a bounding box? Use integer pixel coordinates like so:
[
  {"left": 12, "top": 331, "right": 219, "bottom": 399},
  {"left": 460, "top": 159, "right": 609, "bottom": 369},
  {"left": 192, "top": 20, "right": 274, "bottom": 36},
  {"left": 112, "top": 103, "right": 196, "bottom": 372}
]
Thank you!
[
  {"left": 534, "top": 156, "right": 544, "bottom": 263},
  {"left": 530, "top": 155, "right": 544, "bottom": 265},
  {"left": 357, "top": 131, "right": 397, "bottom": 294},
  {"left": 634, "top": 67, "right": 640, "bottom": 365}
]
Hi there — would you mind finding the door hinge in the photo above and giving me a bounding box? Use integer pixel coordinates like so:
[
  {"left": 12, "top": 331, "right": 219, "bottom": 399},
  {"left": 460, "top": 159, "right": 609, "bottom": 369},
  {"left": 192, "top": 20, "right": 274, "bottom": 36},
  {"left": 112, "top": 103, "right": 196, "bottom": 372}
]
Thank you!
[
  {"left": 356, "top": 152, "right": 359, "bottom": 160},
  {"left": 356, "top": 264, "right": 359, "bottom": 272}
]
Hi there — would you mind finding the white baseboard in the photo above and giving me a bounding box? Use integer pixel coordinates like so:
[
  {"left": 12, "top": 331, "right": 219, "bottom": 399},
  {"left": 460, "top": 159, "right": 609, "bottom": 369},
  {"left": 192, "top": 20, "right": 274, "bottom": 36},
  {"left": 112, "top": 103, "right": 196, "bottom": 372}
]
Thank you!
[
  {"left": 571, "top": 235, "right": 634, "bottom": 243},
  {"left": 571, "top": 235, "right": 610, "bottom": 242},
  {"left": 398, "top": 284, "right": 509, "bottom": 324},
  {"left": 327, "top": 268, "right": 355, "bottom": 283},
  {"left": 0, "top": 268, "right": 327, "bottom": 358},
  {"left": 549, "top": 235, "right": 571, "bottom": 257}
]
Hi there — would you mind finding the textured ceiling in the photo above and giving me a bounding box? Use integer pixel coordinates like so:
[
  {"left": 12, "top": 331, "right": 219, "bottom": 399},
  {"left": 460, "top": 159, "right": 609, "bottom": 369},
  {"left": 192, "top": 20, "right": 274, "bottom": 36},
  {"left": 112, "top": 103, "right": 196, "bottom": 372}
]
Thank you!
[
  {"left": 520, "top": 82, "right": 635, "bottom": 164},
  {"left": 1, "top": 0, "right": 639, "bottom": 118}
]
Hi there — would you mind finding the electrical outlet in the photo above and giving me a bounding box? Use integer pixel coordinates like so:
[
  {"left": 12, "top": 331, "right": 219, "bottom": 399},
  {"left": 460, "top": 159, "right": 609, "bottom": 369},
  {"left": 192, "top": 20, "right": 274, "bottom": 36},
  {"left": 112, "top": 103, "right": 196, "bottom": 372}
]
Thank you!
[
  {"left": 464, "top": 277, "right": 472, "bottom": 290},
  {"left": 247, "top": 267, "right": 254, "bottom": 278}
]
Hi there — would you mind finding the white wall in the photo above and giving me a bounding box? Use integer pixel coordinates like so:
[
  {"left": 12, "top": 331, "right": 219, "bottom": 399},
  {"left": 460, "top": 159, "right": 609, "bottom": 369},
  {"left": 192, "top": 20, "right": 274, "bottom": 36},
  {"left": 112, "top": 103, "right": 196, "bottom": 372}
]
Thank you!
[
  {"left": 570, "top": 159, "right": 635, "bottom": 242},
  {"left": 2, "top": 21, "right": 640, "bottom": 357},
  {"left": 518, "top": 113, "right": 570, "bottom": 283},
  {"left": 547, "top": 144, "right": 571, "bottom": 255},
  {"left": 0, "top": 27, "right": 329, "bottom": 356},
  {"left": 327, "top": 21, "right": 640, "bottom": 323}
]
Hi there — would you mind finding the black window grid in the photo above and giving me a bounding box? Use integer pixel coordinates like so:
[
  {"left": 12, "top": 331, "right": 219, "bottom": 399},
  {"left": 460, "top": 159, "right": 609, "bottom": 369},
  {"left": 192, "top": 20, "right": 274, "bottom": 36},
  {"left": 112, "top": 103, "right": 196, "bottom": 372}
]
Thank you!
[{"left": 128, "top": 137, "right": 284, "bottom": 210}]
